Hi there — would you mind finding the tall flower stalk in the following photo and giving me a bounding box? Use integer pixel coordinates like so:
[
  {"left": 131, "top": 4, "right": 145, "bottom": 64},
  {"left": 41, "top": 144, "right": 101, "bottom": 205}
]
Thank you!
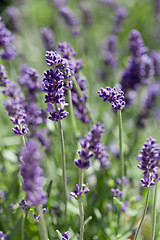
[
  {"left": 151, "top": 181, "right": 158, "bottom": 240},
  {"left": 43, "top": 50, "right": 70, "bottom": 221},
  {"left": 134, "top": 137, "right": 160, "bottom": 240},
  {"left": 98, "top": 86, "right": 125, "bottom": 189}
]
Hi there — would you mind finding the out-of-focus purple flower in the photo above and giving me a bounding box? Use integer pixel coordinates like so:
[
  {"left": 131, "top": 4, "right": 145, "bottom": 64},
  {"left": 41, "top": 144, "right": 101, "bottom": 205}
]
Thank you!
[
  {"left": 2, "top": 79, "right": 28, "bottom": 135},
  {"left": 41, "top": 27, "right": 55, "bottom": 51},
  {"left": 137, "top": 137, "right": 160, "bottom": 188},
  {"left": 59, "top": 7, "right": 79, "bottom": 27},
  {"left": 70, "top": 184, "right": 89, "bottom": 199},
  {"left": 111, "top": 188, "right": 123, "bottom": 197},
  {"left": 35, "top": 128, "right": 51, "bottom": 151},
  {"left": 98, "top": 86, "right": 125, "bottom": 110},
  {"left": 0, "top": 17, "right": 17, "bottom": 60},
  {"left": 5, "top": 6, "right": 22, "bottom": 32},
  {"left": 137, "top": 83, "right": 160, "bottom": 128},
  {"left": 140, "top": 55, "right": 154, "bottom": 79},
  {"left": 59, "top": 7, "right": 82, "bottom": 36},
  {"left": 123, "top": 176, "right": 129, "bottom": 185},
  {"left": 121, "top": 201, "right": 129, "bottom": 212},
  {"left": 62, "top": 231, "right": 70, "bottom": 240},
  {"left": 20, "top": 141, "right": 47, "bottom": 206},
  {"left": 0, "top": 231, "right": 7, "bottom": 240},
  {"left": 150, "top": 50, "right": 160, "bottom": 76},
  {"left": 58, "top": 42, "right": 76, "bottom": 60},
  {"left": 9, "top": 203, "right": 15, "bottom": 210},
  {"left": 53, "top": 0, "right": 67, "bottom": 7},
  {"left": 116, "top": 178, "right": 121, "bottom": 185},
  {"left": 107, "top": 203, "right": 113, "bottom": 211},
  {"left": 108, "top": 142, "right": 120, "bottom": 159},
  {"left": 113, "top": 7, "right": 128, "bottom": 34},
  {"left": 136, "top": 195, "right": 142, "bottom": 202},
  {"left": 26, "top": 103, "right": 43, "bottom": 129},
  {"left": 19, "top": 199, "right": 28, "bottom": 212},
  {"left": 98, "top": 0, "right": 117, "bottom": 9},
  {"left": 95, "top": 143, "right": 110, "bottom": 169},
  {"left": 0, "top": 190, "right": 6, "bottom": 201},
  {"left": 129, "top": 30, "right": 147, "bottom": 57},
  {"left": 18, "top": 65, "right": 41, "bottom": 100},
  {"left": 0, "top": 64, "right": 8, "bottom": 87},
  {"left": 75, "top": 123, "right": 109, "bottom": 169},
  {"left": 102, "top": 34, "right": 118, "bottom": 68}
]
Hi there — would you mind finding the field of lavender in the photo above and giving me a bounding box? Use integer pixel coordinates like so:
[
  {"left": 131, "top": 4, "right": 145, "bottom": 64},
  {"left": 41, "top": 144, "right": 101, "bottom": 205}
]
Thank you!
[{"left": 0, "top": 0, "right": 160, "bottom": 239}]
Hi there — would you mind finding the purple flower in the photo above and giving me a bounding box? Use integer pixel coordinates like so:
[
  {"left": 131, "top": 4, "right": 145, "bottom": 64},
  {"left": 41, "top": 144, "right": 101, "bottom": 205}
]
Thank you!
[
  {"left": 121, "top": 201, "right": 129, "bottom": 212},
  {"left": 94, "top": 143, "right": 110, "bottom": 169},
  {"left": 98, "top": 86, "right": 125, "bottom": 110},
  {"left": 0, "top": 190, "right": 6, "bottom": 201},
  {"left": 53, "top": 0, "right": 67, "bottom": 7},
  {"left": 98, "top": 0, "right": 117, "bottom": 9},
  {"left": 75, "top": 123, "right": 108, "bottom": 169},
  {"left": 5, "top": 6, "right": 22, "bottom": 32},
  {"left": 41, "top": 27, "right": 55, "bottom": 51},
  {"left": 19, "top": 199, "right": 28, "bottom": 212},
  {"left": 58, "top": 42, "right": 76, "bottom": 60},
  {"left": 129, "top": 30, "right": 147, "bottom": 57},
  {"left": 140, "top": 55, "right": 154, "bottom": 79},
  {"left": 0, "top": 231, "right": 7, "bottom": 240},
  {"left": 107, "top": 203, "right": 112, "bottom": 211},
  {"left": 111, "top": 188, "right": 123, "bottom": 197},
  {"left": 0, "top": 64, "right": 8, "bottom": 87},
  {"left": 113, "top": 7, "right": 128, "bottom": 34},
  {"left": 108, "top": 142, "right": 120, "bottom": 159},
  {"left": 137, "top": 137, "right": 160, "bottom": 188},
  {"left": 150, "top": 50, "right": 160, "bottom": 76},
  {"left": 80, "top": 2, "right": 93, "bottom": 27},
  {"left": 20, "top": 141, "right": 47, "bottom": 206},
  {"left": 34, "top": 128, "right": 51, "bottom": 151},
  {"left": 59, "top": 7, "right": 79, "bottom": 27},
  {"left": 102, "top": 34, "right": 118, "bottom": 68},
  {"left": 62, "top": 231, "right": 70, "bottom": 240},
  {"left": 18, "top": 65, "right": 41, "bottom": 100},
  {"left": 70, "top": 184, "right": 89, "bottom": 199}
]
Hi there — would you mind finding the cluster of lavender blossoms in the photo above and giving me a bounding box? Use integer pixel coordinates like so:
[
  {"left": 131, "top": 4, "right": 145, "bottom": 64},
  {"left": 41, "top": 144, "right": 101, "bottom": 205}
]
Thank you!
[
  {"left": 61, "top": 231, "right": 70, "bottom": 240},
  {"left": 0, "top": 64, "right": 28, "bottom": 135},
  {"left": 43, "top": 50, "right": 71, "bottom": 121},
  {"left": 75, "top": 122, "right": 109, "bottom": 169},
  {"left": 70, "top": 184, "right": 90, "bottom": 199},
  {"left": 58, "top": 41, "right": 91, "bottom": 123},
  {"left": 20, "top": 141, "right": 47, "bottom": 206},
  {"left": 98, "top": 86, "right": 125, "bottom": 111},
  {"left": 138, "top": 137, "right": 160, "bottom": 188},
  {"left": 0, "top": 16, "right": 17, "bottom": 60},
  {"left": 121, "top": 30, "right": 155, "bottom": 105}
]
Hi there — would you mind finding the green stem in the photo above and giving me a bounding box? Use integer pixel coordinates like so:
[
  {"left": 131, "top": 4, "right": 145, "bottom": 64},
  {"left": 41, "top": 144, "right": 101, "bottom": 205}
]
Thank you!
[
  {"left": 117, "top": 110, "right": 124, "bottom": 192},
  {"left": 21, "top": 135, "right": 26, "bottom": 147},
  {"left": 72, "top": 76, "right": 95, "bottom": 124},
  {"left": 21, "top": 214, "right": 25, "bottom": 240},
  {"left": 151, "top": 182, "right": 158, "bottom": 240},
  {"left": 134, "top": 188, "right": 150, "bottom": 240},
  {"left": 56, "top": 108, "right": 68, "bottom": 222},
  {"left": 78, "top": 170, "right": 84, "bottom": 240},
  {"left": 68, "top": 89, "right": 78, "bottom": 141},
  {"left": 37, "top": 205, "right": 49, "bottom": 240}
]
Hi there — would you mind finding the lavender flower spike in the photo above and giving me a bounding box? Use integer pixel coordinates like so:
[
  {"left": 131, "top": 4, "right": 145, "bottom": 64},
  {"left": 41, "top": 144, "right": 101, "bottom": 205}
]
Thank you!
[
  {"left": 138, "top": 137, "right": 160, "bottom": 188},
  {"left": 98, "top": 86, "right": 125, "bottom": 110},
  {"left": 20, "top": 140, "right": 47, "bottom": 206},
  {"left": 0, "top": 231, "right": 7, "bottom": 240}
]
